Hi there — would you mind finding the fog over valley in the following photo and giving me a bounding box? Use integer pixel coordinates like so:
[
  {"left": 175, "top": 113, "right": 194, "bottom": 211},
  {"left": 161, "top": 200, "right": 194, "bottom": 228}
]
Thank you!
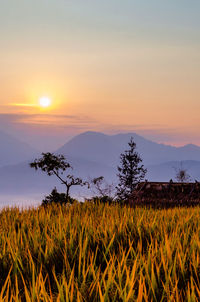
[{"left": 0, "top": 130, "right": 200, "bottom": 206}]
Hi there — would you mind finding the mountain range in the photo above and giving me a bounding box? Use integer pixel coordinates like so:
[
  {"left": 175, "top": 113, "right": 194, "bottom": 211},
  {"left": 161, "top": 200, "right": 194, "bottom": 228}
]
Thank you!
[
  {"left": 0, "top": 131, "right": 38, "bottom": 167},
  {"left": 57, "top": 131, "right": 200, "bottom": 166},
  {"left": 0, "top": 130, "right": 200, "bottom": 204}
]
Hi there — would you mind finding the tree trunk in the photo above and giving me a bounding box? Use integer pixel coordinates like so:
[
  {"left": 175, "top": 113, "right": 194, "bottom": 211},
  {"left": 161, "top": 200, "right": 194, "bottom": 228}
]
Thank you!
[{"left": 66, "top": 185, "right": 70, "bottom": 201}]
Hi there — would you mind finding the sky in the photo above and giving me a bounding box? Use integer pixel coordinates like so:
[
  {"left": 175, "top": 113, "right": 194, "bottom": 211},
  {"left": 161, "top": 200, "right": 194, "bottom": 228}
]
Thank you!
[{"left": 0, "top": 0, "right": 200, "bottom": 150}]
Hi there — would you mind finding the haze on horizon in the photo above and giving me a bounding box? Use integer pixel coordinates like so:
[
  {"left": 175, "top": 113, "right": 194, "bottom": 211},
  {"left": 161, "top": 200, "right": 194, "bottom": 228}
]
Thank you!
[{"left": 0, "top": 0, "right": 200, "bottom": 150}]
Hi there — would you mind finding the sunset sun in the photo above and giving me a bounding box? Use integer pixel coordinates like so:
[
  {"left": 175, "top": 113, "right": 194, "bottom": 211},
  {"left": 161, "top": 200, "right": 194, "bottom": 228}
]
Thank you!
[{"left": 39, "top": 97, "right": 51, "bottom": 108}]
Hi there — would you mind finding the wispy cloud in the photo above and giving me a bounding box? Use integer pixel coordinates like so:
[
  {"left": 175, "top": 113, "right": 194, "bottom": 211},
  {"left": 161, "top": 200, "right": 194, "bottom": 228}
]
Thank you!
[
  {"left": 0, "top": 113, "right": 98, "bottom": 129},
  {"left": 8, "top": 103, "right": 38, "bottom": 108},
  {"left": 0, "top": 113, "right": 199, "bottom": 147}
]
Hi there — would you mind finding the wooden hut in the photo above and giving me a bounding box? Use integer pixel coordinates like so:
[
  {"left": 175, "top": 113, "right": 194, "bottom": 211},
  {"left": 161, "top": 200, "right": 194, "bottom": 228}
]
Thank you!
[{"left": 129, "top": 181, "right": 200, "bottom": 207}]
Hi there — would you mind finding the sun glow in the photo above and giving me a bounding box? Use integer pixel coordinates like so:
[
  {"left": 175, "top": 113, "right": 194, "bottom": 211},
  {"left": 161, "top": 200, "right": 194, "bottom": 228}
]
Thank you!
[{"left": 39, "top": 97, "right": 51, "bottom": 108}]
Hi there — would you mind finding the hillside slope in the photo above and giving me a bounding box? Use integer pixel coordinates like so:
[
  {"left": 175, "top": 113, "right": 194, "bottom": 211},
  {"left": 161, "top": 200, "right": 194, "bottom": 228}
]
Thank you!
[
  {"left": 57, "top": 131, "right": 200, "bottom": 166},
  {"left": 0, "top": 131, "right": 37, "bottom": 167}
]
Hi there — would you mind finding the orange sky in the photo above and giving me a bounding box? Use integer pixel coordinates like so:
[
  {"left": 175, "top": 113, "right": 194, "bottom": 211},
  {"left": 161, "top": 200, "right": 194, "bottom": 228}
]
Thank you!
[{"left": 0, "top": 0, "right": 200, "bottom": 148}]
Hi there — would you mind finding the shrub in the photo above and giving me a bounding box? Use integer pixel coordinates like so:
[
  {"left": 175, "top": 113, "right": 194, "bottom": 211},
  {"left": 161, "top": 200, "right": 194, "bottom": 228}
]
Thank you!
[{"left": 42, "top": 187, "right": 75, "bottom": 206}]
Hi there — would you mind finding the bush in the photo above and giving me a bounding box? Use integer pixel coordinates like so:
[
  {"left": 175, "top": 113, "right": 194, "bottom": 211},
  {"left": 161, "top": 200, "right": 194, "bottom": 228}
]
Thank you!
[
  {"left": 42, "top": 187, "right": 75, "bottom": 206},
  {"left": 89, "top": 195, "right": 114, "bottom": 205}
]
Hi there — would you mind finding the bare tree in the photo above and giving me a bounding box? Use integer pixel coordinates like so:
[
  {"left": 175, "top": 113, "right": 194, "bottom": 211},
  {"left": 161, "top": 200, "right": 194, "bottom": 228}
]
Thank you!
[
  {"left": 174, "top": 162, "right": 191, "bottom": 183},
  {"left": 90, "top": 176, "right": 115, "bottom": 199}
]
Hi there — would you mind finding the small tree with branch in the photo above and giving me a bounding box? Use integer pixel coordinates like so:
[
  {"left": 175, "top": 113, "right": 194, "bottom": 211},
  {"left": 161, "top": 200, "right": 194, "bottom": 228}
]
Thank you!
[
  {"left": 30, "top": 152, "right": 88, "bottom": 203},
  {"left": 90, "top": 176, "right": 115, "bottom": 203},
  {"left": 174, "top": 163, "right": 191, "bottom": 183}
]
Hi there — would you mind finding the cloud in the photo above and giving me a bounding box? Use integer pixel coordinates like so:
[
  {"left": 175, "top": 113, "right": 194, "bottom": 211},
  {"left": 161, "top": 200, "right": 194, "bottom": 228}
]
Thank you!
[
  {"left": 0, "top": 113, "right": 199, "bottom": 148},
  {"left": 0, "top": 113, "right": 101, "bottom": 150},
  {"left": 0, "top": 113, "right": 99, "bottom": 132},
  {"left": 8, "top": 103, "right": 38, "bottom": 108}
]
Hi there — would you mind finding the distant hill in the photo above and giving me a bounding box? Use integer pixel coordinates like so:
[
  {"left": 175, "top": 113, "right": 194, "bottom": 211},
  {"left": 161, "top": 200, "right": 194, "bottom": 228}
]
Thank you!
[
  {"left": 146, "top": 160, "right": 200, "bottom": 182},
  {"left": 0, "top": 156, "right": 115, "bottom": 194},
  {"left": 0, "top": 131, "right": 200, "bottom": 204},
  {"left": 0, "top": 130, "right": 38, "bottom": 167},
  {"left": 57, "top": 131, "right": 200, "bottom": 166}
]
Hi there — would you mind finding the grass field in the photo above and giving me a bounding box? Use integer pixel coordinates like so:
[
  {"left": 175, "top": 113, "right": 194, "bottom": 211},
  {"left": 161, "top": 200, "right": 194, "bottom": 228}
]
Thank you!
[{"left": 0, "top": 202, "right": 200, "bottom": 301}]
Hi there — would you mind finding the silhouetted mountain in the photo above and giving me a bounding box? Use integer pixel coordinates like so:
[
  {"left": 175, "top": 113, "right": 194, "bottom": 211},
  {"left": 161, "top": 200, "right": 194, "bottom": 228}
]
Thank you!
[
  {"left": 1, "top": 131, "right": 200, "bottom": 205},
  {"left": 57, "top": 131, "right": 200, "bottom": 166},
  {"left": 0, "top": 130, "right": 38, "bottom": 167}
]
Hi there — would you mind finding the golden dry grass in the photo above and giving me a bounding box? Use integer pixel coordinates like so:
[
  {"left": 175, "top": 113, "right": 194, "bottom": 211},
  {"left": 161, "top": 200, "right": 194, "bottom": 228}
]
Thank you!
[{"left": 0, "top": 202, "right": 200, "bottom": 301}]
